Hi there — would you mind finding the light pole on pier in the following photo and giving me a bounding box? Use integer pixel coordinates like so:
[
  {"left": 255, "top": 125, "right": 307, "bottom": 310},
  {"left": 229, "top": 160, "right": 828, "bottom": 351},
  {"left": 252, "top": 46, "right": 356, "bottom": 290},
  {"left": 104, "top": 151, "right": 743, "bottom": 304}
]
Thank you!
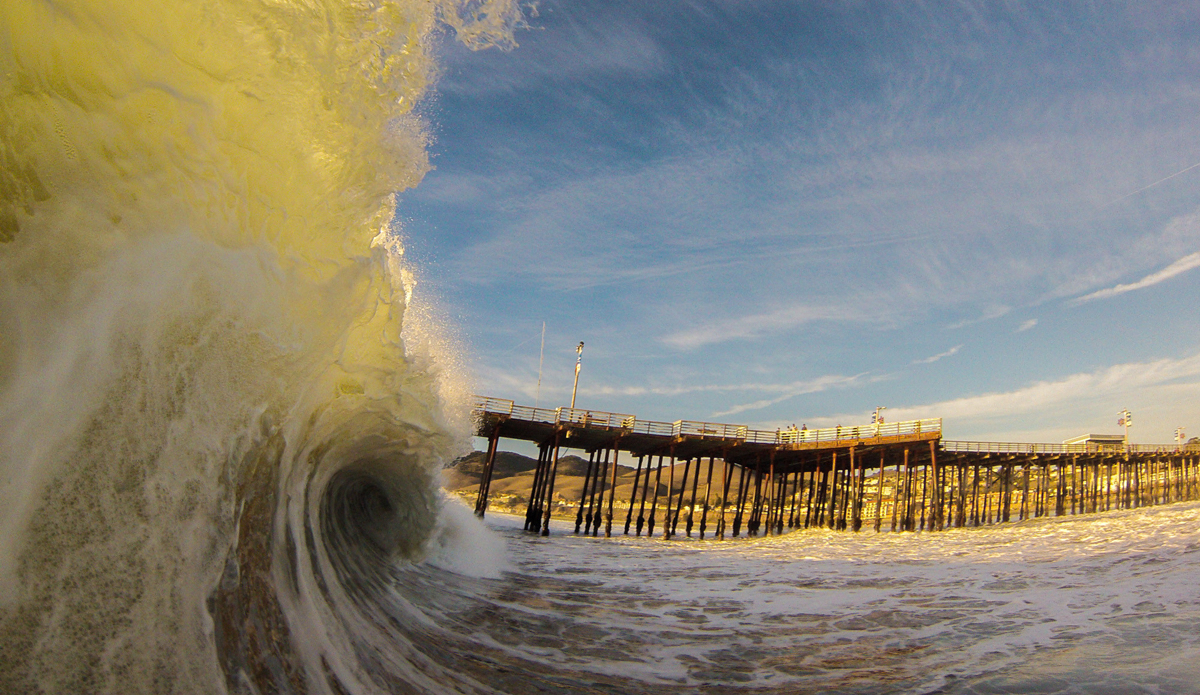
[
  {"left": 872, "top": 406, "right": 886, "bottom": 434},
  {"left": 1118, "top": 409, "right": 1132, "bottom": 447},
  {"left": 570, "top": 342, "right": 584, "bottom": 409},
  {"left": 1177, "top": 427, "right": 1186, "bottom": 449}
]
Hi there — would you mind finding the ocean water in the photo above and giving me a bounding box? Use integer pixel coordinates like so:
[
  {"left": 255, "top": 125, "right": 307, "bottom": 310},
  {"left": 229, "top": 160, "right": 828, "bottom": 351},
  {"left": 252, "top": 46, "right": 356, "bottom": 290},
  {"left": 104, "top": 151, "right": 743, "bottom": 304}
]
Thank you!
[
  {"left": 443, "top": 504, "right": 1200, "bottom": 694},
  {"left": 3, "top": 1, "right": 1199, "bottom": 693}
]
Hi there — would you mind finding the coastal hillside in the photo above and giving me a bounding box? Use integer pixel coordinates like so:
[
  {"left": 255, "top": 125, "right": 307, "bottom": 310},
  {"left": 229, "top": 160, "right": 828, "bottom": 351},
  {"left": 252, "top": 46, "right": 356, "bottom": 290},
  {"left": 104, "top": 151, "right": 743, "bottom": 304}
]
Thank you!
[{"left": 445, "top": 452, "right": 740, "bottom": 517}]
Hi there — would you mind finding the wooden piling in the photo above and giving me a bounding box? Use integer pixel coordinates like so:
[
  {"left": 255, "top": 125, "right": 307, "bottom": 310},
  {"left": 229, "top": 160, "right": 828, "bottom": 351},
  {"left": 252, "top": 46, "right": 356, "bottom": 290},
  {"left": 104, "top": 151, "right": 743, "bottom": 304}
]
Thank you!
[
  {"left": 671, "top": 457, "right": 691, "bottom": 538},
  {"left": 901, "top": 449, "right": 913, "bottom": 531},
  {"left": 773, "top": 453, "right": 785, "bottom": 535},
  {"left": 970, "top": 463, "right": 981, "bottom": 526},
  {"left": 526, "top": 443, "right": 550, "bottom": 532},
  {"left": 625, "top": 455, "right": 645, "bottom": 535},
  {"left": 811, "top": 458, "right": 826, "bottom": 528},
  {"left": 1019, "top": 461, "right": 1030, "bottom": 521},
  {"left": 663, "top": 455, "right": 678, "bottom": 539},
  {"left": 850, "top": 447, "right": 863, "bottom": 532},
  {"left": 589, "top": 448, "right": 609, "bottom": 536},
  {"left": 888, "top": 456, "right": 897, "bottom": 532},
  {"left": 829, "top": 455, "right": 840, "bottom": 530},
  {"left": 699, "top": 456, "right": 715, "bottom": 539},
  {"left": 787, "top": 469, "right": 801, "bottom": 529},
  {"left": 808, "top": 466, "right": 817, "bottom": 527},
  {"left": 929, "top": 440, "right": 943, "bottom": 531},
  {"left": 724, "top": 463, "right": 744, "bottom": 537},
  {"left": 635, "top": 454, "right": 653, "bottom": 536},
  {"left": 1000, "top": 462, "right": 1009, "bottom": 520},
  {"left": 605, "top": 445, "right": 621, "bottom": 537},
  {"left": 474, "top": 430, "right": 501, "bottom": 517},
  {"left": 575, "top": 449, "right": 597, "bottom": 534},
  {"left": 717, "top": 456, "right": 734, "bottom": 539},
  {"left": 873, "top": 451, "right": 885, "bottom": 532},
  {"left": 749, "top": 457, "right": 765, "bottom": 536},
  {"left": 540, "top": 435, "right": 563, "bottom": 536},
  {"left": 686, "top": 455, "right": 702, "bottom": 537},
  {"left": 918, "top": 458, "right": 930, "bottom": 531},
  {"left": 647, "top": 455, "right": 665, "bottom": 537}
]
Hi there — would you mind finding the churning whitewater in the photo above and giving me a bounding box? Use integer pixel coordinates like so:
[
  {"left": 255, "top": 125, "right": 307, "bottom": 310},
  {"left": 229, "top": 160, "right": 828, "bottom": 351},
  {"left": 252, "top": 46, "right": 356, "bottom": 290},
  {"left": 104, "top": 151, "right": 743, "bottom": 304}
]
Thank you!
[{"left": 3, "top": 1, "right": 1200, "bottom": 694}]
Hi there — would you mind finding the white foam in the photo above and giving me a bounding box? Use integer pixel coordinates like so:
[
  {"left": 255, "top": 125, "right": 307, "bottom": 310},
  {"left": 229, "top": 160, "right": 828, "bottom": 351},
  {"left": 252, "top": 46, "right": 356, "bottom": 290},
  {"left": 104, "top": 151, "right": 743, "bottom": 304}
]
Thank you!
[{"left": 424, "top": 495, "right": 514, "bottom": 579}]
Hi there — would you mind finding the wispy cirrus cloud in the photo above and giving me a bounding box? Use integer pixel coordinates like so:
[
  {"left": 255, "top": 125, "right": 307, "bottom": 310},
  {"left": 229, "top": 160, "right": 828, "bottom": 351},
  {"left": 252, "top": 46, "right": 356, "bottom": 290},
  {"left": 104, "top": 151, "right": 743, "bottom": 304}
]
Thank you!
[
  {"left": 1101, "top": 161, "right": 1200, "bottom": 208},
  {"left": 913, "top": 344, "right": 962, "bottom": 364},
  {"left": 477, "top": 356, "right": 876, "bottom": 404},
  {"left": 576, "top": 372, "right": 873, "bottom": 401},
  {"left": 660, "top": 304, "right": 858, "bottom": 349},
  {"left": 708, "top": 373, "right": 883, "bottom": 419},
  {"left": 945, "top": 305, "right": 1011, "bottom": 330},
  {"left": 1070, "top": 251, "right": 1200, "bottom": 305},
  {"left": 425, "top": 1, "right": 1200, "bottom": 445}
]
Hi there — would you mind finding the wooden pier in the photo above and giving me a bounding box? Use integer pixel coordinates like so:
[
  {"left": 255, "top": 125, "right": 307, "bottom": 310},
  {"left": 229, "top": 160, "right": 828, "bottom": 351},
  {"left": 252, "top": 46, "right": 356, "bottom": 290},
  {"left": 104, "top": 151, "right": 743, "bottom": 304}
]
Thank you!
[{"left": 469, "top": 397, "right": 1200, "bottom": 538}]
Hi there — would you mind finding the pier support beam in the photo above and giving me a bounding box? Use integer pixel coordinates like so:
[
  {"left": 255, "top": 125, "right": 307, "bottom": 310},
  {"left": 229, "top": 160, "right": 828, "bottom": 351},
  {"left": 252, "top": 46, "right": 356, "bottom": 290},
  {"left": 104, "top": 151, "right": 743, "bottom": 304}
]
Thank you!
[
  {"left": 647, "top": 455, "right": 665, "bottom": 537},
  {"left": 699, "top": 456, "right": 716, "bottom": 539},
  {"left": 474, "top": 428, "right": 501, "bottom": 517},
  {"left": 540, "top": 434, "right": 562, "bottom": 536},
  {"left": 686, "top": 456, "right": 702, "bottom": 537},
  {"left": 605, "top": 444, "right": 622, "bottom": 537},
  {"left": 874, "top": 450, "right": 886, "bottom": 533},
  {"left": 717, "top": 457, "right": 734, "bottom": 539},
  {"left": 850, "top": 447, "right": 862, "bottom": 532},
  {"left": 624, "top": 455, "right": 644, "bottom": 535},
  {"left": 575, "top": 450, "right": 598, "bottom": 534}
]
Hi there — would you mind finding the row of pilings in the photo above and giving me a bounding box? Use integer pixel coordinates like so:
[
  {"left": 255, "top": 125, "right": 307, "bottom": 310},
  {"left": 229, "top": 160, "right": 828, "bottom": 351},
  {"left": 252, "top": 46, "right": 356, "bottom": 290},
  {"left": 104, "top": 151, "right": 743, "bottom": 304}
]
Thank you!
[{"left": 475, "top": 436, "right": 1200, "bottom": 538}]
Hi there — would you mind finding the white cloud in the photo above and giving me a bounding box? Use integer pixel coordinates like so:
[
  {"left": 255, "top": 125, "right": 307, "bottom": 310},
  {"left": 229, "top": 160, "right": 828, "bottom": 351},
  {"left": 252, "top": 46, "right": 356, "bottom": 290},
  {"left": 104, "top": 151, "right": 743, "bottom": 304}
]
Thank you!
[
  {"left": 913, "top": 344, "right": 962, "bottom": 364},
  {"left": 1070, "top": 251, "right": 1200, "bottom": 305},
  {"left": 780, "top": 351, "right": 1200, "bottom": 442},
  {"left": 884, "top": 352, "right": 1200, "bottom": 423},
  {"left": 1016, "top": 318, "right": 1038, "bottom": 332}
]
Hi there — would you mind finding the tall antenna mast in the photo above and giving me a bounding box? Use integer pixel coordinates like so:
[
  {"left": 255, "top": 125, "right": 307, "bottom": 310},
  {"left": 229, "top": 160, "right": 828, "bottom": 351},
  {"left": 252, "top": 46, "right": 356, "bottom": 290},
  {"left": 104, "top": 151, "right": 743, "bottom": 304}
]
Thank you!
[{"left": 535, "top": 322, "right": 545, "bottom": 407}]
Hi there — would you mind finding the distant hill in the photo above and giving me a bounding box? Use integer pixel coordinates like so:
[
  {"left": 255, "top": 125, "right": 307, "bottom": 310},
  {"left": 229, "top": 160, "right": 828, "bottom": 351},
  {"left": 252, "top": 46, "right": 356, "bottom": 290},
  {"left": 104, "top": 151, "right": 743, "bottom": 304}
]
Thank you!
[
  {"left": 444, "top": 450, "right": 719, "bottom": 514},
  {"left": 444, "top": 451, "right": 636, "bottom": 488}
]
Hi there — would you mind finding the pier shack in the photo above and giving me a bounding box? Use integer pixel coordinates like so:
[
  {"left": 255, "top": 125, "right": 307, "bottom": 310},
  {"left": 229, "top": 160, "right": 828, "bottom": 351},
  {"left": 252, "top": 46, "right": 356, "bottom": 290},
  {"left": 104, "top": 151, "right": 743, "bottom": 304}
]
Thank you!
[{"left": 470, "top": 397, "right": 1199, "bottom": 539}]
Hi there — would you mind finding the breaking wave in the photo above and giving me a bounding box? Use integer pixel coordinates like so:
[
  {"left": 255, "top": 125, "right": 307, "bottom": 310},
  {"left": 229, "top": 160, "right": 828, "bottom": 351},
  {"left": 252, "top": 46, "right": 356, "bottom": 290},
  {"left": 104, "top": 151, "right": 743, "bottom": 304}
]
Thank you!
[{"left": 0, "top": 1, "right": 518, "bottom": 692}]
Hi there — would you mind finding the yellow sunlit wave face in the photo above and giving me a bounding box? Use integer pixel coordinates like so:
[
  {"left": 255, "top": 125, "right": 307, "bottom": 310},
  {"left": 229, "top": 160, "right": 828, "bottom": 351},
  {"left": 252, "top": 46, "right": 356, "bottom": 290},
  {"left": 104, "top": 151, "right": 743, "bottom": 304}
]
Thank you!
[{"left": 2, "top": 0, "right": 439, "bottom": 269}]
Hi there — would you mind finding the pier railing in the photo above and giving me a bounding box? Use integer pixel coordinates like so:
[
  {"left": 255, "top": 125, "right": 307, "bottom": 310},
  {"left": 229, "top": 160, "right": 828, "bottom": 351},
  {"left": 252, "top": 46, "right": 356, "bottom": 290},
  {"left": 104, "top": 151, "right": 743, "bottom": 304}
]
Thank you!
[
  {"left": 473, "top": 397, "right": 1191, "bottom": 455},
  {"left": 769, "top": 418, "right": 943, "bottom": 444},
  {"left": 471, "top": 396, "right": 941, "bottom": 445},
  {"left": 943, "top": 440, "right": 1190, "bottom": 455},
  {"left": 556, "top": 407, "right": 636, "bottom": 430}
]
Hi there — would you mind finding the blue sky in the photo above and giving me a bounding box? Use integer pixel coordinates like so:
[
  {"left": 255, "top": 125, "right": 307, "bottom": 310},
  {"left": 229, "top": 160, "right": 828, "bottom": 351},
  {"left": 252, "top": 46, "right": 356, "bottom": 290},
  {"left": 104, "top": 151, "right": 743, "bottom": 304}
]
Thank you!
[{"left": 400, "top": 0, "right": 1200, "bottom": 446}]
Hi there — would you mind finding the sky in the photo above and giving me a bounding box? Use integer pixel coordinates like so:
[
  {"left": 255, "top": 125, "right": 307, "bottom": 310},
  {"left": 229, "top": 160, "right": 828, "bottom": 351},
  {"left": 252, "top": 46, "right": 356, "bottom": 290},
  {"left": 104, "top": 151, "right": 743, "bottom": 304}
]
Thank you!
[{"left": 399, "top": 0, "right": 1200, "bottom": 449}]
